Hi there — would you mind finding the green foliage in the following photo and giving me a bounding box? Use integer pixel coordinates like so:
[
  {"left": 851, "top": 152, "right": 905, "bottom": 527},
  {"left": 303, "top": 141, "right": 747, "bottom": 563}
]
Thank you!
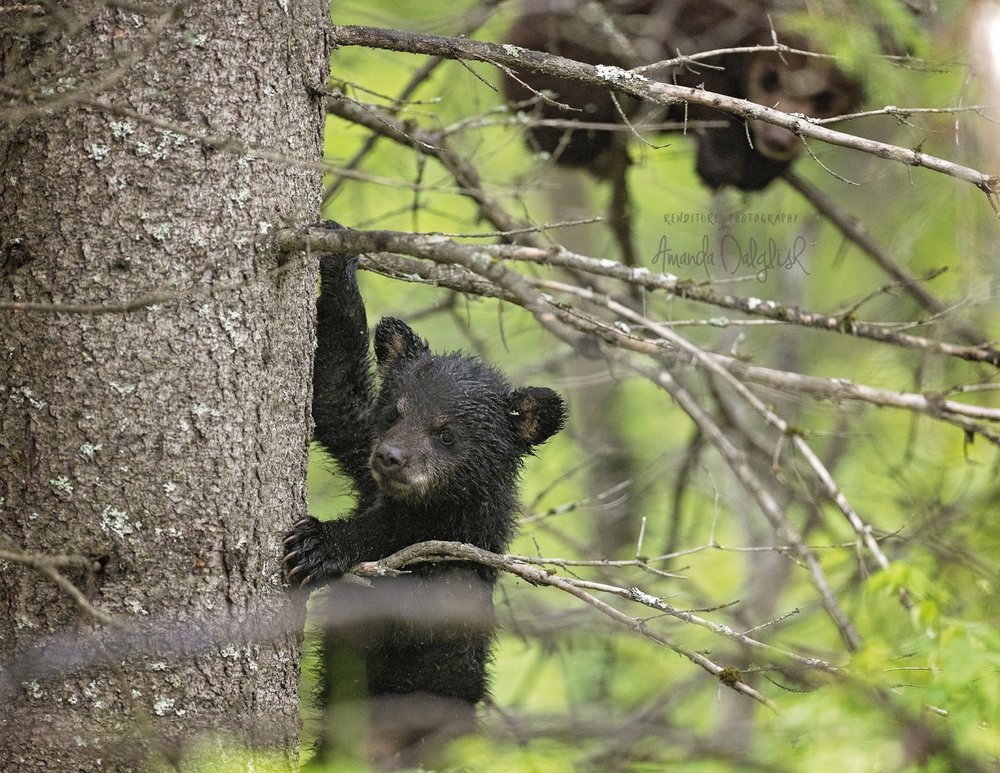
[
  {"left": 181, "top": 742, "right": 303, "bottom": 773},
  {"left": 443, "top": 736, "right": 580, "bottom": 772}
]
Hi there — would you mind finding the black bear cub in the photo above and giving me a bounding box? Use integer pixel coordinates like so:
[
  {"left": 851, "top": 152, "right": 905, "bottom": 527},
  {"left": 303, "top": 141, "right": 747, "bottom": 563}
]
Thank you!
[{"left": 283, "top": 223, "right": 566, "bottom": 770}]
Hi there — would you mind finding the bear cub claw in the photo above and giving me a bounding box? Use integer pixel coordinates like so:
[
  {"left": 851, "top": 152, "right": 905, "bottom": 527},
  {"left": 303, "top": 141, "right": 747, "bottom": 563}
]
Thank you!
[{"left": 282, "top": 516, "right": 348, "bottom": 587}]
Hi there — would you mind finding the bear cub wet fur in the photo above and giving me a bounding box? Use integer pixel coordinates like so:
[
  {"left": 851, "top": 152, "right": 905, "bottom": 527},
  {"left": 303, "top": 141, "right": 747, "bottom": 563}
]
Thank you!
[{"left": 283, "top": 223, "right": 566, "bottom": 770}]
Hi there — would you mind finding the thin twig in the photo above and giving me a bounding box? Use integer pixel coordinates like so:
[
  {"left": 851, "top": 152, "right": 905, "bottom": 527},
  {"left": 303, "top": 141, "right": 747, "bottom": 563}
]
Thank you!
[
  {"left": 0, "top": 544, "right": 122, "bottom": 629},
  {"left": 783, "top": 171, "right": 991, "bottom": 347}
]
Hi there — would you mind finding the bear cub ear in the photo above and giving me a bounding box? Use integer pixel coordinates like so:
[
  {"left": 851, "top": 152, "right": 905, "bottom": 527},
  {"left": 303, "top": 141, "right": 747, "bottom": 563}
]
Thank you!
[
  {"left": 374, "top": 317, "right": 430, "bottom": 372},
  {"left": 509, "top": 387, "right": 567, "bottom": 447}
]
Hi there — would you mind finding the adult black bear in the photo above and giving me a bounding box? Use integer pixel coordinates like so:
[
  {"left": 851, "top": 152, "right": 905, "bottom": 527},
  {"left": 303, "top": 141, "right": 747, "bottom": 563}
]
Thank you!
[{"left": 283, "top": 223, "right": 566, "bottom": 770}]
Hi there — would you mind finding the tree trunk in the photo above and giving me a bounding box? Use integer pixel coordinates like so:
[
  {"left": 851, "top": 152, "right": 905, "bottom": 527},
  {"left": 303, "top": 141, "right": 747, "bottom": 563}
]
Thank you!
[{"left": 0, "top": 2, "right": 328, "bottom": 769}]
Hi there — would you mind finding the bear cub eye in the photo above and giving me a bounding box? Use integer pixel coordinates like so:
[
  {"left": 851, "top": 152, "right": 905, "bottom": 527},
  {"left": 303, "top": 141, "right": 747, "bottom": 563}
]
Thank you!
[
  {"left": 438, "top": 427, "right": 455, "bottom": 446},
  {"left": 381, "top": 404, "right": 400, "bottom": 426}
]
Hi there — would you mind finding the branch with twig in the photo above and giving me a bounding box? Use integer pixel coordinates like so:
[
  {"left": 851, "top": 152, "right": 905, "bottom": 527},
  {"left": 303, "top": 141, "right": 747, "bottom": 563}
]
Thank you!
[
  {"left": 350, "top": 538, "right": 810, "bottom": 709},
  {"left": 370, "top": 246, "right": 1000, "bottom": 443},
  {"left": 276, "top": 226, "right": 1000, "bottom": 370},
  {"left": 327, "top": 24, "right": 1000, "bottom": 206},
  {"left": 0, "top": 538, "right": 121, "bottom": 628}
]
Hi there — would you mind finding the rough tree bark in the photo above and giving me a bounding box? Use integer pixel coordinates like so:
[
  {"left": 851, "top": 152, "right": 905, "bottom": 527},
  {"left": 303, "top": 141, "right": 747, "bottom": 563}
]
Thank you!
[{"left": 0, "top": 1, "right": 329, "bottom": 769}]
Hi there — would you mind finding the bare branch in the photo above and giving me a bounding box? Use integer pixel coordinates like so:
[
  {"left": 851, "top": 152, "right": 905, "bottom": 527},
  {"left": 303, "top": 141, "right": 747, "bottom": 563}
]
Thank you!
[
  {"left": 326, "top": 94, "right": 531, "bottom": 239},
  {"left": 0, "top": 540, "right": 122, "bottom": 629},
  {"left": 275, "top": 226, "right": 1000, "bottom": 369},
  {"left": 353, "top": 540, "right": 783, "bottom": 708},
  {"left": 328, "top": 25, "right": 1000, "bottom": 204},
  {"left": 370, "top": 248, "right": 1000, "bottom": 440}
]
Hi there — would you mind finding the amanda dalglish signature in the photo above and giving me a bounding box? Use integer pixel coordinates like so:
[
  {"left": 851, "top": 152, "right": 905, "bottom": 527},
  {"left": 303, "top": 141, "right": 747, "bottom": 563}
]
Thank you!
[{"left": 651, "top": 234, "right": 810, "bottom": 282}]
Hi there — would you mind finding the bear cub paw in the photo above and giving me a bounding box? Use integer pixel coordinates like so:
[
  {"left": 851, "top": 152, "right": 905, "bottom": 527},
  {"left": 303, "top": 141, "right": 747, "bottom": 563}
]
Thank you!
[{"left": 282, "top": 517, "right": 349, "bottom": 587}]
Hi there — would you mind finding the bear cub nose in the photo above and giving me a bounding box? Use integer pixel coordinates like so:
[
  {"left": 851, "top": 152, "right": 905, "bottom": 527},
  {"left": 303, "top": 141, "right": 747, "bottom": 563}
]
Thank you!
[{"left": 373, "top": 443, "right": 407, "bottom": 474}]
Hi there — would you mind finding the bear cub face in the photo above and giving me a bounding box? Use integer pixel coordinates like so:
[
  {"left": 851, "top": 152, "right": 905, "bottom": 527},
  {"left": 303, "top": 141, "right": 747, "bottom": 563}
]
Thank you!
[{"left": 369, "top": 317, "right": 566, "bottom": 505}]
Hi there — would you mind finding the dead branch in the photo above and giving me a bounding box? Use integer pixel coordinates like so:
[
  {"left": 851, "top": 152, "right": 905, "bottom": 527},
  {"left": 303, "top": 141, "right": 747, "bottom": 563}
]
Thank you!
[{"left": 328, "top": 25, "right": 1000, "bottom": 204}]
